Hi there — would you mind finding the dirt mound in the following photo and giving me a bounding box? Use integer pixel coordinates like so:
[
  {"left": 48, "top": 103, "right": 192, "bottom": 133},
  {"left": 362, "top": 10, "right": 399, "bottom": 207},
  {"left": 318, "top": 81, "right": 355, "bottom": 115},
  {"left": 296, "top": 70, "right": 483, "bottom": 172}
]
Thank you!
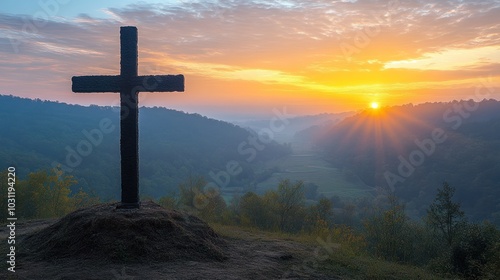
[{"left": 22, "top": 201, "right": 227, "bottom": 262}]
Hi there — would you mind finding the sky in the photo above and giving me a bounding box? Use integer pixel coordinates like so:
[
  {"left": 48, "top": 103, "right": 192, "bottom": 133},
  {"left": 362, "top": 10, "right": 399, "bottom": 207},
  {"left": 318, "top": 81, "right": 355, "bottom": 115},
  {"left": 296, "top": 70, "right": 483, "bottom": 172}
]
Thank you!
[{"left": 1, "top": 0, "right": 500, "bottom": 120}]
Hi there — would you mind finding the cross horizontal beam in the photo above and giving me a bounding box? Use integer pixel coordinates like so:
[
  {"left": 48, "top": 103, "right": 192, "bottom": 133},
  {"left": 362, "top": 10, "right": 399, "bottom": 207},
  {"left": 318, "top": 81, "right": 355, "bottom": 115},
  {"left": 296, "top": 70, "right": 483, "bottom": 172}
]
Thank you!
[{"left": 72, "top": 75, "right": 185, "bottom": 93}]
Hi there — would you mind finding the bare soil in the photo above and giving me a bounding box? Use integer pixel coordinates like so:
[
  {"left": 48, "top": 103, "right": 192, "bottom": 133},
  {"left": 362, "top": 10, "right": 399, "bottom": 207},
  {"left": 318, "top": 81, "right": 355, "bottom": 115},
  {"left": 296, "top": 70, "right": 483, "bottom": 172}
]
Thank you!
[{"left": 1, "top": 203, "right": 339, "bottom": 279}]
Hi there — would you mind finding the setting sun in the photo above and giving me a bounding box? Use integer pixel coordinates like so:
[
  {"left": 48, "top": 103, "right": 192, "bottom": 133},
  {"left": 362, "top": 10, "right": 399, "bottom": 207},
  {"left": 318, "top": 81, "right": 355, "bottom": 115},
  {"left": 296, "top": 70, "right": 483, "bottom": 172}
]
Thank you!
[{"left": 370, "top": 102, "right": 380, "bottom": 109}]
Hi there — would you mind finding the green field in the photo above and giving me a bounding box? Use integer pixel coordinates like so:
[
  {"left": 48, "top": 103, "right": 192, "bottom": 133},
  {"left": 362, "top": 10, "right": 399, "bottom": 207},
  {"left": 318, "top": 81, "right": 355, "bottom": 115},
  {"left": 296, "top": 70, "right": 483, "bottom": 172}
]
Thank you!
[{"left": 256, "top": 153, "right": 374, "bottom": 199}]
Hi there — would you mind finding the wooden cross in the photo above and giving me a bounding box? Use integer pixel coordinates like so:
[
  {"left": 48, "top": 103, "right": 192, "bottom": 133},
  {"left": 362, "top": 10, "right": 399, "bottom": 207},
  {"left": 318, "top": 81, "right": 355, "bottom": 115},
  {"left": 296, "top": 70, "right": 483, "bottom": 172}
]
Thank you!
[{"left": 72, "top": 26, "right": 184, "bottom": 209}]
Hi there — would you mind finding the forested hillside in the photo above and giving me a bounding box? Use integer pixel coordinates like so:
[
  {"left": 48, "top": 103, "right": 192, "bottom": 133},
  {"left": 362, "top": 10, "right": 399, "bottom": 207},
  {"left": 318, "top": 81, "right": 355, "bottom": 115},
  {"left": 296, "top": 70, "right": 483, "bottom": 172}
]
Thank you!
[
  {"left": 0, "top": 95, "right": 291, "bottom": 200},
  {"left": 2, "top": 95, "right": 499, "bottom": 279},
  {"left": 299, "top": 99, "right": 500, "bottom": 224}
]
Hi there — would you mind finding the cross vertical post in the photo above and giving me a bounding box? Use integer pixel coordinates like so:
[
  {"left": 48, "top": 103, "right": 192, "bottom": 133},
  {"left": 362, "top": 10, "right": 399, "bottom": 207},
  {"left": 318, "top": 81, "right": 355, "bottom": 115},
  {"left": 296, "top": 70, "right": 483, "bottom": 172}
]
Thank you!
[
  {"left": 120, "top": 27, "right": 140, "bottom": 208},
  {"left": 71, "top": 26, "right": 185, "bottom": 209}
]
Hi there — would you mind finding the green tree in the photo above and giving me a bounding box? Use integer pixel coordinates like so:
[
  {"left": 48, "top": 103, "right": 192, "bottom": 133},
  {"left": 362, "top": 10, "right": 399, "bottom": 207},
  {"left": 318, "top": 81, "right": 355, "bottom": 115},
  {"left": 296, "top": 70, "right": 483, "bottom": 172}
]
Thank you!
[
  {"left": 364, "top": 195, "right": 409, "bottom": 262},
  {"left": 275, "top": 179, "right": 305, "bottom": 232},
  {"left": 178, "top": 176, "right": 207, "bottom": 209},
  {"left": 199, "top": 193, "right": 227, "bottom": 223},
  {"left": 427, "top": 182, "right": 465, "bottom": 246},
  {"left": 14, "top": 169, "right": 79, "bottom": 219},
  {"left": 315, "top": 198, "right": 333, "bottom": 222},
  {"left": 239, "top": 192, "right": 275, "bottom": 230},
  {"left": 307, "top": 198, "right": 333, "bottom": 233},
  {"left": 177, "top": 176, "right": 226, "bottom": 222},
  {"left": 451, "top": 222, "right": 500, "bottom": 278}
]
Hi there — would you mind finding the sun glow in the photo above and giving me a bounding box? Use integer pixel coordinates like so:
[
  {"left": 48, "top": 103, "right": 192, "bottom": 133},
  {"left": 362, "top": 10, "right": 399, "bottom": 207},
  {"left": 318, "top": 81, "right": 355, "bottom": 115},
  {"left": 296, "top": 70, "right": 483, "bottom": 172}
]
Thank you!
[{"left": 370, "top": 102, "right": 380, "bottom": 109}]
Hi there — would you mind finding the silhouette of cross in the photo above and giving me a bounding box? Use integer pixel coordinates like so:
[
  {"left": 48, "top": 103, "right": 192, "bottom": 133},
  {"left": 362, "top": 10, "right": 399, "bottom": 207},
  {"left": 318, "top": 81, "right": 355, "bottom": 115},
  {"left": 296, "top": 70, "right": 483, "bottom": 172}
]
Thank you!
[{"left": 72, "top": 26, "right": 184, "bottom": 209}]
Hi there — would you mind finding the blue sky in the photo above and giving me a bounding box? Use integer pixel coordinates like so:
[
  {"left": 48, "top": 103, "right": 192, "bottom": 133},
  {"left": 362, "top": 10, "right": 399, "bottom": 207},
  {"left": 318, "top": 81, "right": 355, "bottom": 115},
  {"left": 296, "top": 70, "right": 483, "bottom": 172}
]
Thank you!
[{"left": 1, "top": 0, "right": 177, "bottom": 18}]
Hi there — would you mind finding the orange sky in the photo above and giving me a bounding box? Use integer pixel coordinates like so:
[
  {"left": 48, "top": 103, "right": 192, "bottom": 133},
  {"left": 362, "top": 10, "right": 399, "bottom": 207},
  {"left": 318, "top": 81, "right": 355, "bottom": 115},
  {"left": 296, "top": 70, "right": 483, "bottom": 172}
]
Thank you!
[{"left": 1, "top": 0, "right": 500, "bottom": 120}]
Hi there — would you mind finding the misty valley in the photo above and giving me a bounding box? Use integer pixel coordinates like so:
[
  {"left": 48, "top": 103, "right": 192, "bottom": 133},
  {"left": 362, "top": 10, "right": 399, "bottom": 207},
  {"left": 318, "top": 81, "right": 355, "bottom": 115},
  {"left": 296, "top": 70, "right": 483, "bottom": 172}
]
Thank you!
[{"left": 1, "top": 95, "right": 499, "bottom": 279}]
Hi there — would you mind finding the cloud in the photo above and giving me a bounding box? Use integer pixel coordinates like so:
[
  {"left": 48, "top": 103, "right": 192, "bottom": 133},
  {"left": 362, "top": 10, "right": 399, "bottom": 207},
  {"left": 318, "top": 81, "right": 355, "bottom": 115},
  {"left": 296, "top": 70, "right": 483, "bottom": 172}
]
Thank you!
[
  {"left": 384, "top": 46, "right": 500, "bottom": 71},
  {"left": 0, "top": 0, "right": 499, "bottom": 114}
]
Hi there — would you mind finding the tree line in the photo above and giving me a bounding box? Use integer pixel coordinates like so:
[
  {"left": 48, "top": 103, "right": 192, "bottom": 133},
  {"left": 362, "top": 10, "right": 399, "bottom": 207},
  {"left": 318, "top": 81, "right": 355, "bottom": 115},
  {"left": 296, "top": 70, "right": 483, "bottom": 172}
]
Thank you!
[
  {"left": 0, "top": 169, "right": 98, "bottom": 220},
  {"left": 159, "top": 177, "right": 500, "bottom": 279},
  {"left": 1, "top": 170, "right": 498, "bottom": 278}
]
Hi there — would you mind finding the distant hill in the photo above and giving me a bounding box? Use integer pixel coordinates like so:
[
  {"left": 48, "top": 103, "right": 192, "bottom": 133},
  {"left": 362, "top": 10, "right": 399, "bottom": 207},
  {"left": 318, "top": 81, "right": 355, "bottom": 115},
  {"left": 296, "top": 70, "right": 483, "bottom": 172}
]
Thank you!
[
  {"left": 0, "top": 95, "right": 291, "bottom": 200},
  {"left": 299, "top": 100, "right": 500, "bottom": 224},
  {"left": 232, "top": 112, "right": 352, "bottom": 149}
]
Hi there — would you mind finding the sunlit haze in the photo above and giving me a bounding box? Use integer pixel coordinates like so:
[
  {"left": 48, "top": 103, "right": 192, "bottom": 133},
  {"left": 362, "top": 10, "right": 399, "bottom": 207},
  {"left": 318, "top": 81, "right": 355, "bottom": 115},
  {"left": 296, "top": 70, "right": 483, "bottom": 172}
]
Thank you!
[{"left": 1, "top": 0, "right": 500, "bottom": 120}]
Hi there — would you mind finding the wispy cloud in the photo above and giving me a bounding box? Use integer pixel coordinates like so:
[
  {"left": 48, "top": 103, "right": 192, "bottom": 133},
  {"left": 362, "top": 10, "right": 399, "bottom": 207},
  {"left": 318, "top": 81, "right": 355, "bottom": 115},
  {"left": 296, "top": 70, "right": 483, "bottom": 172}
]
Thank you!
[
  {"left": 0, "top": 0, "right": 499, "bottom": 115},
  {"left": 384, "top": 46, "right": 500, "bottom": 71},
  {"left": 36, "top": 41, "right": 104, "bottom": 55}
]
